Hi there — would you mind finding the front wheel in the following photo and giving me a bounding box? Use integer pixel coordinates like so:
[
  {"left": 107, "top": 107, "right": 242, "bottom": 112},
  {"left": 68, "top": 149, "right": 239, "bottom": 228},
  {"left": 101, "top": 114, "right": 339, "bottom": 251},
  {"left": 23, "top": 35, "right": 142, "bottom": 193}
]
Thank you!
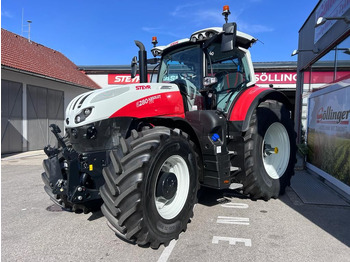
[
  {"left": 100, "top": 127, "right": 199, "bottom": 248},
  {"left": 240, "top": 100, "right": 296, "bottom": 200}
]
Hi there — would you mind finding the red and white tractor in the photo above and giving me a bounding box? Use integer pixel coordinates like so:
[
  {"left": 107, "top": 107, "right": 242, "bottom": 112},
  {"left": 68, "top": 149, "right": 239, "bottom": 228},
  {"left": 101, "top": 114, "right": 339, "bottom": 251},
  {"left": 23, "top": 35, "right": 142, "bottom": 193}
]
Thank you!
[{"left": 42, "top": 6, "right": 296, "bottom": 248}]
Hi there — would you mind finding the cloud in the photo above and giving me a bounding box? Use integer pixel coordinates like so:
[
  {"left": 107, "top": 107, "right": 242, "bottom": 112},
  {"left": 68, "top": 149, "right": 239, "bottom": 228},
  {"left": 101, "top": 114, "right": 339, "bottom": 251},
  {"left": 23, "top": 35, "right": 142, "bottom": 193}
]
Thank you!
[
  {"left": 191, "top": 7, "right": 273, "bottom": 34},
  {"left": 1, "top": 11, "right": 13, "bottom": 18},
  {"left": 170, "top": 3, "right": 202, "bottom": 17},
  {"left": 169, "top": 5, "right": 272, "bottom": 34},
  {"left": 193, "top": 9, "right": 223, "bottom": 25},
  {"left": 141, "top": 26, "right": 180, "bottom": 38},
  {"left": 238, "top": 22, "right": 274, "bottom": 34},
  {"left": 154, "top": 3, "right": 274, "bottom": 39},
  {"left": 142, "top": 26, "right": 162, "bottom": 33}
]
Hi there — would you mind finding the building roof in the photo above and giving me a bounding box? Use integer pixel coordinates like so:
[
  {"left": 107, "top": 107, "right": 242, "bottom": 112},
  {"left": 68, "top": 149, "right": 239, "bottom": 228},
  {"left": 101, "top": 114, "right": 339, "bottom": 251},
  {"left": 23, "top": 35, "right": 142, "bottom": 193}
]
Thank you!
[{"left": 1, "top": 28, "right": 100, "bottom": 89}]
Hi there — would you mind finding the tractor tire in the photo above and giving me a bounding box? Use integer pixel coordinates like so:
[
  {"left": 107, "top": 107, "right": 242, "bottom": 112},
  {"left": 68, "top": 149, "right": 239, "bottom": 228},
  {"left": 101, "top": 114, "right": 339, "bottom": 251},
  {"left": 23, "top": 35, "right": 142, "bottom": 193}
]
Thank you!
[
  {"left": 100, "top": 127, "right": 199, "bottom": 248},
  {"left": 240, "top": 100, "right": 296, "bottom": 200}
]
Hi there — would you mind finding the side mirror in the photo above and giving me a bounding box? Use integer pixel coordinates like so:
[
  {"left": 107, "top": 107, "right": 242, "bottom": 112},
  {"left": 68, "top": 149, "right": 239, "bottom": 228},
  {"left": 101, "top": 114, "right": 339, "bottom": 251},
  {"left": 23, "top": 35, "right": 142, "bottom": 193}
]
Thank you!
[
  {"left": 131, "top": 56, "right": 138, "bottom": 79},
  {"left": 221, "top": 22, "right": 237, "bottom": 52}
]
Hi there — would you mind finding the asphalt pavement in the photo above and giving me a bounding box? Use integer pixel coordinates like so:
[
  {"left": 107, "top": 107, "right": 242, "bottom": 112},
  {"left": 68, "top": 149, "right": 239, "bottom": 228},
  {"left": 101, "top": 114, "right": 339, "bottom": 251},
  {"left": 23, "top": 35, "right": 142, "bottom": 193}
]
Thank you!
[{"left": 1, "top": 151, "right": 350, "bottom": 262}]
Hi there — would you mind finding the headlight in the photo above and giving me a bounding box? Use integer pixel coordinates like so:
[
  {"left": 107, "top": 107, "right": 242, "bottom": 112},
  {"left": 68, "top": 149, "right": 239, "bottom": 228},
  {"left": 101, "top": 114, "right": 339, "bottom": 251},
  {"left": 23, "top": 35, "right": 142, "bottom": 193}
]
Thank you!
[{"left": 75, "top": 107, "right": 93, "bottom": 124}]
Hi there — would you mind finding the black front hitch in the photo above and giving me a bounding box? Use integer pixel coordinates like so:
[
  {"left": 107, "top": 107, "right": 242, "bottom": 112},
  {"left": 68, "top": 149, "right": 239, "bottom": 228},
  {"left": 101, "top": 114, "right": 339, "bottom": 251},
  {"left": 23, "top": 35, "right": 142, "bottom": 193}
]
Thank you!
[{"left": 41, "top": 124, "right": 104, "bottom": 211}]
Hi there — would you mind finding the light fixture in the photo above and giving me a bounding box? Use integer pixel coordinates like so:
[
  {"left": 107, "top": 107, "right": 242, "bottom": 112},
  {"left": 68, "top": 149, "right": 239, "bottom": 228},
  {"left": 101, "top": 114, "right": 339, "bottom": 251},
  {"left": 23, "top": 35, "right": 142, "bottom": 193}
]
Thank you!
[
  {"left": 291, "top": 48, "right": 319, "bottom": 56},
  {"left": 343, "top": 48, "right": 350, "bottom": 55},
  {"left": 315, "top": 16, "right": 350, "bottom": 28}
]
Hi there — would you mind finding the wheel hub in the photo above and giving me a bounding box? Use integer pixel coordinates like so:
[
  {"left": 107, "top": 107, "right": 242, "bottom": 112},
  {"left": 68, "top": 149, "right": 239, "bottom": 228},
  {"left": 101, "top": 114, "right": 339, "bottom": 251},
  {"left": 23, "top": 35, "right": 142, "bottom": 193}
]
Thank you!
[
  {"left": 264, "top": 144, "right": 279, "bottom": 156},
  {"left": 156, "top": 172, "right": 178, "bottom": 200},
  {"left": 262, "top": 122, "right": 290, "bottom": 179}
]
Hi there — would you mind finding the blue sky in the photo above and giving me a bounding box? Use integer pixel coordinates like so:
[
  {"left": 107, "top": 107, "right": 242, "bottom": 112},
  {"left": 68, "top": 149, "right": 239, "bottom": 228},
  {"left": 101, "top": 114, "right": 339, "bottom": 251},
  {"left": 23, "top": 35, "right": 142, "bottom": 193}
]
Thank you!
[{"left": 2, "top": 0, "right": 319, "bottom": 66}]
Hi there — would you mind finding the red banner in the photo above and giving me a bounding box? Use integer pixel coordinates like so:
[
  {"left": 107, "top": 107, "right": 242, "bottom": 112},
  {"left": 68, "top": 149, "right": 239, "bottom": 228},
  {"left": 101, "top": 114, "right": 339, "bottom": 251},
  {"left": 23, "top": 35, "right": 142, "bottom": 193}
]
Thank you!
[
  {"left": 256, "top": 71, "right": 350, "bottom": 85},
  {"left": 108, "top": 74, "right": 150, "bottom": 85},
  {"left": 255, "top": 72, "right": 297, "bottom": 84},
  {"left": 108, "top": 72, "right": 350, "bottom": 85}
]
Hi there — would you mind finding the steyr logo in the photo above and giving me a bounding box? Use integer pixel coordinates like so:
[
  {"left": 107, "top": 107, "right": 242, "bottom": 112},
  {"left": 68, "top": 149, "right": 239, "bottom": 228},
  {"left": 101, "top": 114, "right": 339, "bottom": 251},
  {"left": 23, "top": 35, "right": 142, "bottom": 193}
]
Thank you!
[{"left": 135, "top": 85, "right": 151, "bottom": 90}]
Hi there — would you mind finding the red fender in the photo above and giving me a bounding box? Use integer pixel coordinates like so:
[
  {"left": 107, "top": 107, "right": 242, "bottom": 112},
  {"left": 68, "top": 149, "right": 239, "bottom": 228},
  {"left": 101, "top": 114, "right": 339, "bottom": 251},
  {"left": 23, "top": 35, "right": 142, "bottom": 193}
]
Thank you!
[
  {"left": 228, "top": 86, "right": 291, "bottom": 132},
  {"left": 229, "top": 86, "right": 271, "bottom": 121}
]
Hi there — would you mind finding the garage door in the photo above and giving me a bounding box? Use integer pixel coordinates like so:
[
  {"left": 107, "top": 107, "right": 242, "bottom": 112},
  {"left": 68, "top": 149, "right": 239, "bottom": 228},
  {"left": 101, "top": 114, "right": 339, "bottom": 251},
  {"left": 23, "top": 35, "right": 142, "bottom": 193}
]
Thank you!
[
  {"left": 1, "top": 80, "right": 23, "bottom": 154},
  {"left": 27, "top": 85, "right": 64, "bottom": 150}
]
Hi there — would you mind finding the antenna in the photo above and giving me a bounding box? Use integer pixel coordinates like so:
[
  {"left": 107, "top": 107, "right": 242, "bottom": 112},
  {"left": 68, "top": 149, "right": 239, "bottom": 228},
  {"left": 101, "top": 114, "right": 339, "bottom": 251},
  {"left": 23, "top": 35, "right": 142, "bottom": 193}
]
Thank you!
[
  {"left": 21, "top": 8, "right": 24, "bottom": 36},
  {"left": 21, "top": 9, "right": 33, "bottom": 42}
]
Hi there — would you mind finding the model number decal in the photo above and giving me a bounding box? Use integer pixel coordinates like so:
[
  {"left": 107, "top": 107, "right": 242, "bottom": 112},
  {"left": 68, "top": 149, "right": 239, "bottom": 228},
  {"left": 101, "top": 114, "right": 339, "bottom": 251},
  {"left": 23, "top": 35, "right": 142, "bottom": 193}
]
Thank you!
[
  {"left": 136, "top": 95, "right": 161, "bottom": 107},
  {"left": 135, "top": 85, "right": 151, "bottom": 90}
]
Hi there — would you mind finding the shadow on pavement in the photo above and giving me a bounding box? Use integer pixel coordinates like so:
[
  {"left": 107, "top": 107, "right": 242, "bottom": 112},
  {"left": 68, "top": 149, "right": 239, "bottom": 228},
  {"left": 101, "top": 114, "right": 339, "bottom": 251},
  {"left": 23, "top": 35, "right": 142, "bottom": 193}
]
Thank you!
[
  {"left": 197, "top": 186, "right": 249, "bottom": 207},
  {"left": 45, "top": 203, "right": 104, "bottom": 221},
  {"left": 281, "top": 170, "right": 350, "bottom": 247},
  {"left": 197, "top": 169, "right": 350, "bottom": 247}
]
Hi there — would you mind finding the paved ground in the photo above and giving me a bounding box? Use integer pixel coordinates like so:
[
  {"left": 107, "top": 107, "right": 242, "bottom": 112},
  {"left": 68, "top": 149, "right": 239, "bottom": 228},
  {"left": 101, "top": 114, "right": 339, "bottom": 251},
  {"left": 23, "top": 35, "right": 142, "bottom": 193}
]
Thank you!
[{"left": 2, "top": 151, "right": 350, "bottom": 262}]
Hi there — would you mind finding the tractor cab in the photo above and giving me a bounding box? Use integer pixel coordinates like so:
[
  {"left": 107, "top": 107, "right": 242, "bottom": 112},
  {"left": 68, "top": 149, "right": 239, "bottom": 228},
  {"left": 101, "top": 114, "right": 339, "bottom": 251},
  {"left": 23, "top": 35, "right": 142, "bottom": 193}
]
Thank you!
[{"left": 151, "top": 24, "right": 257, "bottom": 114}]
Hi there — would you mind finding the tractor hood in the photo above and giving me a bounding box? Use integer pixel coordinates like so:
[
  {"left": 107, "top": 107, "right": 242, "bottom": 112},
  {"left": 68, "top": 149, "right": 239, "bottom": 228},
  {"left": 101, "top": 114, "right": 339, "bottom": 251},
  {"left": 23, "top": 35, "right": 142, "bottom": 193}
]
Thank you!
[{"left": 65, "top": 83, "right": 185, "bottom": 128}]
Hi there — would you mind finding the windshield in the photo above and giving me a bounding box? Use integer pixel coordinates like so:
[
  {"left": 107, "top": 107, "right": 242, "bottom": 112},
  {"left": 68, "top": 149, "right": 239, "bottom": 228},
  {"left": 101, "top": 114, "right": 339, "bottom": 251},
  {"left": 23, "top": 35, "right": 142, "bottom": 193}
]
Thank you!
[
  {"left": 205, "top": 41, "right": 251, "bottom": 112},
  {"left": 158, "top": 45, "right": 204, "bottom": 110},
  {"left": 159, "top": 45, "right": 202, "bottom": 90}
]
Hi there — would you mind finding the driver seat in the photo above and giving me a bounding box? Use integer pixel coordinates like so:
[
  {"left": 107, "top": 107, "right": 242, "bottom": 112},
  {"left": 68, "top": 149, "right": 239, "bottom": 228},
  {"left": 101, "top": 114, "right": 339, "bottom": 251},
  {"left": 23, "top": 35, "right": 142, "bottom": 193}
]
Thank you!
[{"left": 216, "top": 72, "right": 244, "bottom": 92}]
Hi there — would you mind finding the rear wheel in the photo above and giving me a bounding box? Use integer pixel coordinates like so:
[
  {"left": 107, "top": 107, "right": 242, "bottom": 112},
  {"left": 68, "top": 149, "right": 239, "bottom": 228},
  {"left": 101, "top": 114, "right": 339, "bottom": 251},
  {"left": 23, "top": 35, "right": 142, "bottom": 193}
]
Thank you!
[
  {"left": 240, "top": 100, "right": 296, "bottom": 200},
  {"left": 100, "top": 127, "right": 199, "bottom": 248}
]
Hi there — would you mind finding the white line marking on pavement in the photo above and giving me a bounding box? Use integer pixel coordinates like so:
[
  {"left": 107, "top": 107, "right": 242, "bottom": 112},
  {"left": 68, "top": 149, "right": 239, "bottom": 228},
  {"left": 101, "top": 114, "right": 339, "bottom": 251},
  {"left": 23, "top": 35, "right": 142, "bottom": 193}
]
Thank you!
[
  {"left": 212, "top": 236, "right": 252, "bottom": 246},
  {"left": 216, "top": 216, "right": 250, "bottom": 225},
  {"left": 157, "top": 239, "right": 177, "bottom": 262}
]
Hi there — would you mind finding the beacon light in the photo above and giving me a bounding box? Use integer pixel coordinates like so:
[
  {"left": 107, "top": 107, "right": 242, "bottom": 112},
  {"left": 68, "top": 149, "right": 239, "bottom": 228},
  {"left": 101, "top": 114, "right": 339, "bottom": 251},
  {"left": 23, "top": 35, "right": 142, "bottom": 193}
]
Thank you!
[
  {"left": 152, "top": 36, "right": 158, "bottom": 47},
  {"left": 222, "top": 5, "right": 231, "bottom": 23}
]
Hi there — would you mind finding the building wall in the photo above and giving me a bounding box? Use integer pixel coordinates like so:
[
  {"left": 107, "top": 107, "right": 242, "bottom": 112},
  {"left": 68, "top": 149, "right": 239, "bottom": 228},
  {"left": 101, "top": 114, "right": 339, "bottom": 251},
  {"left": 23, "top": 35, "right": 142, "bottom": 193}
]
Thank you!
[
  {"left": 295, "top": 0, "right": 350, "bottom": 144},
  {"left": 87, "top": 74, "right": 110, "bottom": 88},
  {"left": 1, "top": 68, "right": 92, "bottom": 153},
  {"left": 298, "top": 2, "right": 350, "bottom": 70},
  {"left": 295, "top": 0, "right": 350, "bottom": 194}
]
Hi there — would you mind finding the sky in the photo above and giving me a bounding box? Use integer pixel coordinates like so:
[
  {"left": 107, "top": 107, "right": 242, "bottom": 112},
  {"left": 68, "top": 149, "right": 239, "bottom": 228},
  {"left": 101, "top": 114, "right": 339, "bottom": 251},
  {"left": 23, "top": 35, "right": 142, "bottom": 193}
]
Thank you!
[{"left": 1, "top": 0, "right": 319, "bottom": 66}]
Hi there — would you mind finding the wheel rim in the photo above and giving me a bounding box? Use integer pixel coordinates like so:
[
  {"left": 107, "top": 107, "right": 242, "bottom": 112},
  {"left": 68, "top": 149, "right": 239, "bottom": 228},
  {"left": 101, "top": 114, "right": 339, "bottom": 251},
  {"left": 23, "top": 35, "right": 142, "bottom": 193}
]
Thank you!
[
  {"left": 262, "top": 122, "right": 290, "bottom": 179},
  {"left": 154, "top": 155, "right": 190, "bottom": 220}
]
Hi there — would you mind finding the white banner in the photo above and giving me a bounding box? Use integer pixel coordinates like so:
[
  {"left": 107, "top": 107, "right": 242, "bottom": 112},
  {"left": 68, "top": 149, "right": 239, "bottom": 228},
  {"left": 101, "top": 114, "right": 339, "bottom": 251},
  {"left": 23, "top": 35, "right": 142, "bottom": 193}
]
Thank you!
[{"left": 307, "top": 79, "right": 350, "bottom": 186}]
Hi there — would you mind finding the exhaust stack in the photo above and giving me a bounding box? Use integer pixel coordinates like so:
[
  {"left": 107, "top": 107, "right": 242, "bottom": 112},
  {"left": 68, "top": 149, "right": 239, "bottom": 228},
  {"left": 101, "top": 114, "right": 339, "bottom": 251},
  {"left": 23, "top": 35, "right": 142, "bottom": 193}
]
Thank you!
[{"left": 134, "top": 40, "right": 148, "bottom": 83}]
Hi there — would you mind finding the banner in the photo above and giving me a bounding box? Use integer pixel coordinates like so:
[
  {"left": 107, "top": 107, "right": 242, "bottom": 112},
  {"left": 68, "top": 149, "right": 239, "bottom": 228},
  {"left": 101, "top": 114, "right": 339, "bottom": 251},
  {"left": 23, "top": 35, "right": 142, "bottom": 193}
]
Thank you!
[
  {"left": 307, "top": 80, "right": 350, "bottom": 186},
  {"left": 108, "top": 74, "right": 150, "bottom": 85}
]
